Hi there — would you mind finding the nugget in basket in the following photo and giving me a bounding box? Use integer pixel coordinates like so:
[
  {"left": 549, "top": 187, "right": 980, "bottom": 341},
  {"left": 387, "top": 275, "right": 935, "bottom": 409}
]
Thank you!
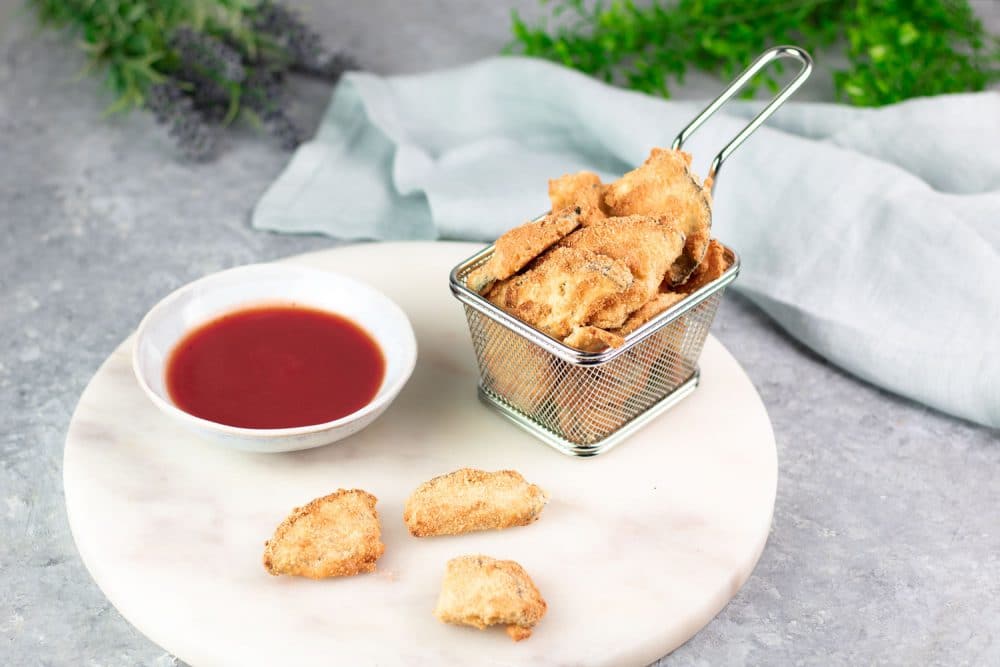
[
  {"left": 471, "top": 149, "right": 728, "bottom": 348},
  {"left": 450, "top": 148, "right": 737, "bottom": 454},
  {"left": 448, "top": 47, "right": 809, "bottom": 456}
]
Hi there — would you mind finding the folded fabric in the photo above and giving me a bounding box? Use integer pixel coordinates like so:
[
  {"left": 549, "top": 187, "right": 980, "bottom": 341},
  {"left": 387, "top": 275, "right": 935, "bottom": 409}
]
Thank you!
[{"left": 253, "top": 56, "right": 1000, "bottom": 429}]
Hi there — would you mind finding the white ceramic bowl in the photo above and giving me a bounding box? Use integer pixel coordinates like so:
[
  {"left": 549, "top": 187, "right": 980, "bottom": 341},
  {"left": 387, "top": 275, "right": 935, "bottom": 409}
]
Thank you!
[{"left": 132, "top": 263, "right": 417, "bottom": 453}]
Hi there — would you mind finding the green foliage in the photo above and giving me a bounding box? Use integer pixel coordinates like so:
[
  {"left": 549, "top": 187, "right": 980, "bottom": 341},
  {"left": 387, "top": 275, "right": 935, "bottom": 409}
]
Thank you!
[
  {"left": 508, "top": 0, "right": 1000, "bottom": 106},
  {"left": 30, "top": 0, "right": 354, "bottom": 158},
  {"left": 31, "top": 0, "right": 258, "bottom": 112}
]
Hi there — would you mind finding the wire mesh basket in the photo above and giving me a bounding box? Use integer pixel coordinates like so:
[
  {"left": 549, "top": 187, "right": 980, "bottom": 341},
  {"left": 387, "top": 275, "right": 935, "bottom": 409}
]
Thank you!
[{"left": 449, "top": 46, "right": 812, "bottom": 457}]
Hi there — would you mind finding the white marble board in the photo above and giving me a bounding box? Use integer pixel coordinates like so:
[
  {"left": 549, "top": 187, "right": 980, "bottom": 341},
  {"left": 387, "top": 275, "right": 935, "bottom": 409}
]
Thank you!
[{"left": 64, "top": 242, "right": 777, "bottom": 667}]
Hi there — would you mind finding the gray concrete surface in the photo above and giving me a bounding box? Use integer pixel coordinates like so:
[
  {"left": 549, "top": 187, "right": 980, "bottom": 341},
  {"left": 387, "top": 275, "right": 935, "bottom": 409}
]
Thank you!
[{"left": 2, "top": 1, "right": 999, "bottom": 665}]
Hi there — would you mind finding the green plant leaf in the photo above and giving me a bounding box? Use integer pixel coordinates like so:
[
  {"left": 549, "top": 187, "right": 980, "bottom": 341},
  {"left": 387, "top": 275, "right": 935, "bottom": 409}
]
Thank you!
[{"left": 506, "top": 0, "right": 1000, "bottom": 106}]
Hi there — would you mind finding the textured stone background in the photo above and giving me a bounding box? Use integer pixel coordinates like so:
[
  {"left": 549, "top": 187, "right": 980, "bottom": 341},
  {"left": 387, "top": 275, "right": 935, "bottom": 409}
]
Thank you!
[{"left": 1, "top": 1, "right": 998, "bottom": 665}]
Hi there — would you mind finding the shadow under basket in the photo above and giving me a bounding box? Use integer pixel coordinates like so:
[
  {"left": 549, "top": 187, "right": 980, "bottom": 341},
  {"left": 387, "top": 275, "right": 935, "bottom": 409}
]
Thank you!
[{"left": 449, "top": 243, "right": 740, "bottom": 457}]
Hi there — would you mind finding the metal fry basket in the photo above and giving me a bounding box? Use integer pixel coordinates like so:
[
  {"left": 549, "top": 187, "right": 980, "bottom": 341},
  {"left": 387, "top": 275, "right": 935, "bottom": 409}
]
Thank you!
[{"left": 449, "top": 46, "right": 812, "bottom": 457}]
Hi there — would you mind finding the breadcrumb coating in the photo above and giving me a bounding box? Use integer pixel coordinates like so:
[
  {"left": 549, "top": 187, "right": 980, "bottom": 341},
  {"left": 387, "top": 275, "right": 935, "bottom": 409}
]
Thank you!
[
  {"left": 263, "top": 489, "right": 385, "bottom": 579},
  {"left": 603, "top": 148, "right": 712, "bottom": 285},
  {"left": 467, "top": 207, "right": 583, "bottom": 293},
  {"left": 434, "top": 555, "right": 547, "bottom": 642},
  {"left": 404, "top": 468, "right": 548, "bottom": 537}
]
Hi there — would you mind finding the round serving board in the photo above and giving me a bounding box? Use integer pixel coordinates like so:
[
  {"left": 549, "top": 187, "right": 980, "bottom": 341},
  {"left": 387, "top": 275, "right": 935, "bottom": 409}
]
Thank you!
[{"left": 64, "top": 242, "right": 777, "bottom": 667}]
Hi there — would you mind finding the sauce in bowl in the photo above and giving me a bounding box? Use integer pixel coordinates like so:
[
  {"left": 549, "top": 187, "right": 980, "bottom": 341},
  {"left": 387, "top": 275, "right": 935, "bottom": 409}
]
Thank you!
[{"left": 166, "top": 305, "right": 385, "bottom": 429}]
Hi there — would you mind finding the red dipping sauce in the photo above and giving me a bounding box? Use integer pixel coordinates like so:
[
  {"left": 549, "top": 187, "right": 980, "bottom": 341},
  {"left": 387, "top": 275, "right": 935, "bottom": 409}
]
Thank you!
[{"left": 166, "top": 305, "right": 385, "bottom": 429}]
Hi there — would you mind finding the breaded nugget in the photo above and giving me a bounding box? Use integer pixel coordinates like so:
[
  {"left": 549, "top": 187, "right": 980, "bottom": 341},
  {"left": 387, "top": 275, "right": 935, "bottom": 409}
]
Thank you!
[
  {"left": 263, "top": 489, "right": 385, "bottom": 579},
  {"left": 488, "top": 246, "right": 632, "bottom": 339},
  {"left": 404, "top": 468, "right": 548, "bottom": 537},
  {"left": 614, "top": 292, "right": 687, "bottom": 336},
  {"left": 466, "top": 207, "right": 583, "bottom": 293},
  {"left": 434, "top": 555, "right": 547, "bottom": 641},
  {"left": 562, "top": 325, "right": 624, "bottom": 352},
  {"left": 674, "top": 239, "right": 730, "bottom": 294},
  {"left": 480, "top": 335, "right": 553, "bottom": 412},
  {"left": 604, "top": 148, "right": 712, "bottom": 285},
  {"left": 559, "top": 215, "right": 685, "bottom": 330},
  {"left": 548, "top": 171, "right": 608, "bottom": 225},
  {"left": 555, "top": 350, "right": 654, "bottom": 444}
]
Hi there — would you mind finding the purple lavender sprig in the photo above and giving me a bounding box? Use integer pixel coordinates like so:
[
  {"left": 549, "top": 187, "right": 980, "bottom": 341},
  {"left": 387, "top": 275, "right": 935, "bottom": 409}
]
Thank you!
[
  {"left": 251, "top": 2, "right": 357, "bottom": 82},
  {"left": 33, "top": 0, "right": 362, "bottom": 160},
  {"left": 145, "top": 81, "right": 219, "bottom": 161},
  {"left": 172, "top": 61, "right": 231, "bottom": 124},
  {"left": 242, "top": 67, "right": 303, "bottom": 150},
  {"left": 170, "top": 27, "right": 246, "bottom": 83}
]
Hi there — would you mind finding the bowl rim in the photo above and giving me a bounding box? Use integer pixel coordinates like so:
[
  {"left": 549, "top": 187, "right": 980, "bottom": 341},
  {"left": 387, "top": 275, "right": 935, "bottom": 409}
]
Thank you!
[{"left": 131, "top": 262, "right": 418, "bottom": 439}]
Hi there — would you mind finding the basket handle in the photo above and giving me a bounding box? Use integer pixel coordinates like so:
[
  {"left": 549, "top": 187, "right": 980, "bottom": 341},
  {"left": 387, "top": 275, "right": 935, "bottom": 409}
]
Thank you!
[{"left": 671, "top": 45, "right": 812, "bottom": 192}]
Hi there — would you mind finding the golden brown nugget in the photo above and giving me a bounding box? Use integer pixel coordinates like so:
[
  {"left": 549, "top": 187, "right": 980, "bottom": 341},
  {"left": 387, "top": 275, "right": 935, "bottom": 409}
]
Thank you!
[
  {"left": 263, "top": 489, "right": 385, "bottom": 579},
  {"left": 555, "top": 350, "right": 654, "bottom": 444},
  {"left": 562, "top": 325, "right": 625, "bottom": 352},
  {"left": 480, "top": 336, "right": 553, "bottom": 412},
  {"left": 614, "top": 292, "right": 687, "bottom": 336},
  {"left": 404, "top": 468, "right": 548, "bottom": 537},
  {"left": 488, "top": 246, "right": 632, "bottom": 339},
  {"left": 559, "top": 215, "right": 685, "bottom": 330},
  {"left": 466, "top": 207, "right": 583, "bottom": 293},
  {"left": 604, "top": 148, "right": 712, "bottom": 285},
  {"left": 675, "top": 239, "right": 730, "bottom": 294},
  {"left": 548, "top": 171, "right": 608, "bottom": 225},
  {"left": 434, "top": 555, "right": 547, "bottom": 641}
]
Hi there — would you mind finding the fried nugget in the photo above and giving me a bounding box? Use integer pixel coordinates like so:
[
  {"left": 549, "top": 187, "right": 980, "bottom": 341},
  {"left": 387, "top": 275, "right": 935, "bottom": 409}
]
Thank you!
[
  {"left": 562, "top": 325, "right": 624, "bottom": 352},
  {"left": 555, "top": 350, "right": 654, "bottom": 444},
  {"left": 559, "top": 215, "right": 685, "bottom": 330},
  {"left": 404, "top": 468, "right": 548, "bottom": 537},
  {"left": 615, "top": 295, "right": 692, "bottom": 407},
  {"left": 614, "top": 292, "right": 687, "bottom": 336},
  {"left": 466, "top": 207, "right": 583, "bottom": 293},
  {"left": 674, "top": 239, "right": 730, "bottom": 294},
  {"left": 548, "top": 171, "right": 608, "bottom": 225},
  {"left": 480, "top": 335, "right": 553, "bottom": 412},
  {"left": 434, "top": 555, "right": 547, "bottom": 641},
  {"left": 263, "top": 489, "right": 385, "bottom": 579},
  {"left": 604, "top": 148, "right": 712, "bottom": 285},
  {"left": 488, "top": 246, "right": 632, "bottom": 339}
]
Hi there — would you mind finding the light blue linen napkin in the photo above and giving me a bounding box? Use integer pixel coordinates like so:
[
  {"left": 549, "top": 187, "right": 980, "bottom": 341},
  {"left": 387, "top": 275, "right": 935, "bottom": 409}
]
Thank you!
[{"left": 253, "top": 56, "right": 1000, "bottom": 429}]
